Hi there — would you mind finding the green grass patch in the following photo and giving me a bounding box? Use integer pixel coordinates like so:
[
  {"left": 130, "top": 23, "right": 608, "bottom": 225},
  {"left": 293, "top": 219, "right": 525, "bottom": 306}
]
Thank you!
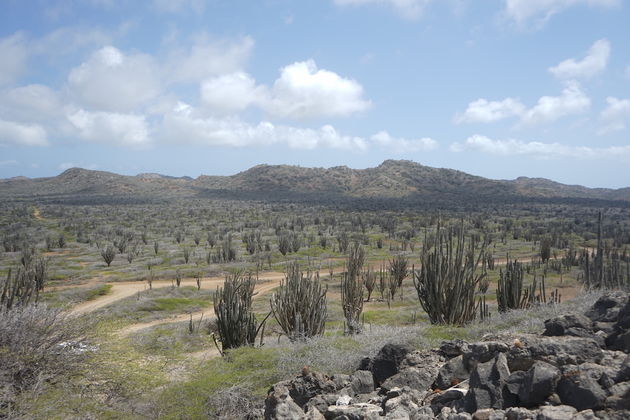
[{"left": 155, "top": 346, "right": 282, "bottom": 419}]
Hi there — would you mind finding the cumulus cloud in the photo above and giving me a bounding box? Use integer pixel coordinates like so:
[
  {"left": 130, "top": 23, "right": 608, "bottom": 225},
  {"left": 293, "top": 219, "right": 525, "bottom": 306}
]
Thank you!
[
  {"left": 68, "top": 46, "right": 161, "bottom": 112},
  {"left": 200, "top": 72, "right": 265, "bottom": 113},
  {"left": 455, "top": 98, "right": 525, "bottom": 124},
  {"left": 199, "top": 60, "right": 371, "bottom": 119},
  {"left": 0, "top": 119, "right": 48, "bottom": 146},
  {"left": 161, "top": 102, "right": 367, "bottom": 150},
  {"left": 549, "top": 39, "right": 610, "bottom": 80},
  {"left": 67, "top": 109, "right": 150, "bottom": 147},
  {"left": 370, "top": 131, "right": 437, "bottom": 153},
  {"left": 264, "top": 60, "right": 371, "bottom": 119},
  {"left": 456, "top": 83, "right": 590, "bottom": 125},
  {"left": 599, "top": 97, "right": 630, "bottom": 133},
  {"left": 450, "top": 134, "right": 630, "bottom": 160},
  {"left": 521, "top": 82, "right": 590, "bottom": 125},
  {"left": 0, "top": 33, "right": 29, "bottom": 85},
  {"left": 166, "top": 36, "right": 254, "bottom": 83},
  {"left": 334, "top": 0, "right": 432, "bottom": 19},
  {"left": 504, "top": 0, "right": 619, "bottom": 27}
]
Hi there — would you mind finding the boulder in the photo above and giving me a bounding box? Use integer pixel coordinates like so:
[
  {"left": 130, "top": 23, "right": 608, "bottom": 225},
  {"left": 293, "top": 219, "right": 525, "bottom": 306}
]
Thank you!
[
  {"left": 465, "top": 353, "right": 511, "bottom": 413},
  {"left": 350, "top": 370, "right": 375, "bottom": 395},
  {"left": 517, "top": 361, "right": 560, "bottom": 407},
  {"left": 585, "top": 293, "right": 627, "bottom": 323},
  {"left": 463, "top": 342, "right": 510, "bottom": 371},
  {"left": 508, "top": 335, "right": 603, "bottom": 371},
  {"left": 371, "top": 344, "right": 413, "bottom": 386},
  {"left": 265, "top": 382, "right": 307, "bottom": 420},
  {"left": 435, "top": 356, "right": 470, "bottom": 390},
  {"left": 286, "top": 371, "right": 336, "bottom": 408},
  {"left": 325, "top": 402, "right": 383, "bottom": 420},
  {"left": 440, "top": 340, "right": 470, "bottom": 359},
  {"left": 535, "top": 405, "right": 577, "bottom": 420},
  {"left": 557, "top": 366, "right": 607, "bottom": 411},
  {"left": 543, "top": 314, "right": 593, "bottom": 337}
]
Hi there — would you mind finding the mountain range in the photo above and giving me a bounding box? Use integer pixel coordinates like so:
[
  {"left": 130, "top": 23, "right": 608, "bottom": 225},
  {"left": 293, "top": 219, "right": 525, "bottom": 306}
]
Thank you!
[{"left": 1, "top": 160, "right": 629, "bottom": 207}]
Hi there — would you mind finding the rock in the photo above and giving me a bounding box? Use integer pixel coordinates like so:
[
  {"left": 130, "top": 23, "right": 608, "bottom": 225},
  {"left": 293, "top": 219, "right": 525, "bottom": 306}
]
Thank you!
[
  {"left": 544, "top": 314, "right": 593, "bottom": 337},
  {"left": 607, "top": 330, "right": 630, "bottom": 352},
  {"left": 305, "top": 394, "right": 341, "bottom": 416},
  {"left": 571, "top": 409, "right": 599, "bottom": 420},
  {"left": 432, "top": 388, "right": 468, "bottom": 406},
  {"left": 617, "top": 355, "right": 630, "bottom": 382},
  {"left": 604, "top": 381, "right": 630, "bottom": 410},
  {"left": 505, "top": 407, "right": 535, "bottom": 420},
  {"left": 585, "top": 293, "right": 627, "bottom": 323},
  {"left": 518, "top": 361, "right": 561, "bottom": 407},
  {"left": 286, "top": 371, "right": 337, "bottom": 408},
  {"left": 435, "top": 356, "right": 470, "bottom": 390},
  {"left": 535, "top": 405, "right": 577, "bottom": 420},
  {"left": 557, "top": 366, "right": 607, "bottom": 411},
  {"left": 472, "top": 408, "right": 505, "bottom": 420},
  {"left": 350, "top": 370, "right": 375, "bottom": 395},
  {"left": 381, "top": 365, "right": 439, "bottom": 395},
  {"left": 440, "top": 340, "right": 470, "bottom": 359},
  {"left": 264, "top": 382, "right": 306, "bottom": 420},
  {"left": 371, "top": 344, "right": 413, "bottom": 386},
  {"left": 325, "top": 402, "right": 383, "bottom": 420},
  {"left": 332, "top": 374, "right": 352, "bottom": 391},
  {"left": 508, "top": 335, "right": 603, "bottom": 371},
  {"left": 465, "top": 353, "right": 511, "bottom": 413},
  {"left": 463, "top": 342, "right": 510, "bottom": 371},
  {"left": 305, "top": 406, "right": 326, "bottom": 420}
]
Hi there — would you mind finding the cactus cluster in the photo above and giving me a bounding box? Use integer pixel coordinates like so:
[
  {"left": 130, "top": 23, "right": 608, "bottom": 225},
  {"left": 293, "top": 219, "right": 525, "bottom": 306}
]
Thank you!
[{"left": 270, "top": 262, "right": 327, "bottom": 341}]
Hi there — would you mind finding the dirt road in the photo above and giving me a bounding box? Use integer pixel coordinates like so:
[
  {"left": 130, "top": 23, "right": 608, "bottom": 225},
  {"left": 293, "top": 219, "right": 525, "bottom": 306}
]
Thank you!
[{"left": 70, "top": 272, "right": 286, "bottom": 315}]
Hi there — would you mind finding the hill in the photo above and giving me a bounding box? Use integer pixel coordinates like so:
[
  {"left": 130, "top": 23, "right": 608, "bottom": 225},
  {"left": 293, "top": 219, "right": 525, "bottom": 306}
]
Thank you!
[{"left": 1, "top": 160, "right": 629, "bottom": 207}]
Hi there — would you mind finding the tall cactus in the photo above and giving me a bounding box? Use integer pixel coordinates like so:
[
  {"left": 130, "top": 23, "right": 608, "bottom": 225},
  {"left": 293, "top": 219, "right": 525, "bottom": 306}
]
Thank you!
[
  {"left": 213, "top": 272, "right": 265, "bottom": 351},
  {"left": 1, "top": 257, "right": 48, "bottom": 311},
  {"left": 413, "top": 219, "right": 487, "bottom": 325},
  {"left": 496, "top": 258, "right": 524, "bottom": 312},
  {"left": 341, "top": 243, "right": 365, "bottom": 335},
  {"left": 270, "top": 263, "right": 327, "bottom": 341}
]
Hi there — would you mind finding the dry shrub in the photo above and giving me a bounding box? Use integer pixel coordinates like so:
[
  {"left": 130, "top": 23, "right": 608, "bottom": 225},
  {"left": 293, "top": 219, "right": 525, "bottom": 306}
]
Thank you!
[{"left": 0, "top": 304, "right": 91, "bottom": 413}]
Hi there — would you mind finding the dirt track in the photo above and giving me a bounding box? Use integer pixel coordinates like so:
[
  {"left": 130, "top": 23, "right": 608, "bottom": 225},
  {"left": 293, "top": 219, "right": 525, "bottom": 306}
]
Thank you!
[{"left": 70, "top": 272, "right": 286, "bottom": 315}]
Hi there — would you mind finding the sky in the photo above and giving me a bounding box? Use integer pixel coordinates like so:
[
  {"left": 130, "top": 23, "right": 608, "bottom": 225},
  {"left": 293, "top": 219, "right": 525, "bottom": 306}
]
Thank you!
[{"left": 0, "top": 0, "right": 629, "bottom": 188}]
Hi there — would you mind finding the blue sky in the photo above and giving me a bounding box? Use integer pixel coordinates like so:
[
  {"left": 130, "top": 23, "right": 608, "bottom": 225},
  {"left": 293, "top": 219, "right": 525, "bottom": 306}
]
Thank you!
[{"left": 0, "top": 0, "right": 629, "bottom": 188}]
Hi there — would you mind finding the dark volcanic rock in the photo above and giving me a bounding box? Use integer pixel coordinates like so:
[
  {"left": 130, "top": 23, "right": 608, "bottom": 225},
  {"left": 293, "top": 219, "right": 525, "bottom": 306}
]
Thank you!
[
  {"left": 435, "top": 355, "right": 470, "bottom": 390},
  {"left": 557, "top": 366, "right": 607, "bottom": 411},
  {"left": 465, "top": 353, "right": 511, "bottom": 412},
  {"left": 517, "top": 361, "right": 560, "bottom": 407},
  {"left": 370, "top": 343, "right": 413, "bottom": 386}
]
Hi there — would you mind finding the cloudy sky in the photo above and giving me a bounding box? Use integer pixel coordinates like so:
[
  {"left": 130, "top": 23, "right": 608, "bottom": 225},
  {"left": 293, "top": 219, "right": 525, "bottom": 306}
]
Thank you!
[{"left": 1, "top": 0, "right": 629, "bottom": 187}]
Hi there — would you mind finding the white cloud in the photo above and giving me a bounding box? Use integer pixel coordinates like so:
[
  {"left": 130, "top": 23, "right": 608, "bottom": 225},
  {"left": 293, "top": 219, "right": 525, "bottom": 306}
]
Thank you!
[
  {"left": 166, "top": 36, "right": 254, "bottom": 83},
  {"left": 599, "top": 97, "right": 630, "bottom": 133},
  {"left": 504, "top": 0, "right": 619, "bottom": 27},
  {"left": 0, "top": 84, "right": 64, "bottom": 123},
  {"left": 264, "top": 60, "right": 371, "bottom": 119},
  {"left": 161, "top": 102, "right": 367, "bottom": 150},
  {"left": 549, "top": 39, "right": 610, "bottom": 80},
  {"left": 450, "top": 134, "right": 630, "bottom": 160},
  {"left": 0, "top": 119, "right": 48, "bottom": 146},
  {"left": 521, "top": 82, "right": 590, "bottom": 125},
  {"left": 0, "top": 33, "right": 29, "bottom": 85},
  {"left": 34, "top": 27, "right": 111, "bottom": 56},
  {"left": 200, "top": 72, "right": 265, "bottom": 113},
  {"left": 370, "top": 131, "right": 437, "bottom": 153},
  {"left": 199, "top": 60, "right": 370, "bottom": 119},
  {"left": 334, "top": 0, "right": 432, "bottom": 19},
  {"left": 455, "top": 98, "right": 525, "bottom": 124},
  {"left": 67, "top": 109, "right": 150, "bottom": 147},
  {"left": 456, "top": 83, "right": 590, "bottom": 125},
  {"left": 0, "top": 160, "right": 18, "bottom": 167},
  {"left": 68, "top": 46, "right": 160, "bottom": 112}
]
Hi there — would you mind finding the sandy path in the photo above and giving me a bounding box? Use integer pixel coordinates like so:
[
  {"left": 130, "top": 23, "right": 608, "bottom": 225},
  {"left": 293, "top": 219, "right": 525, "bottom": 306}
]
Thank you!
[
  {"left": 117, "top": 280, "right": 282, "bottom": 336},
  {"left": 70, "top": 272, "right": 286, "bottom": 315}
]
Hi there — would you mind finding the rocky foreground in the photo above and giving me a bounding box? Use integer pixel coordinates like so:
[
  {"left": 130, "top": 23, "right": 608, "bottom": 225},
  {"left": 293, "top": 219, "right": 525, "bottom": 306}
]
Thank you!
[{"left": 263, "top": 292, "right": 630, "bottom": 419}]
